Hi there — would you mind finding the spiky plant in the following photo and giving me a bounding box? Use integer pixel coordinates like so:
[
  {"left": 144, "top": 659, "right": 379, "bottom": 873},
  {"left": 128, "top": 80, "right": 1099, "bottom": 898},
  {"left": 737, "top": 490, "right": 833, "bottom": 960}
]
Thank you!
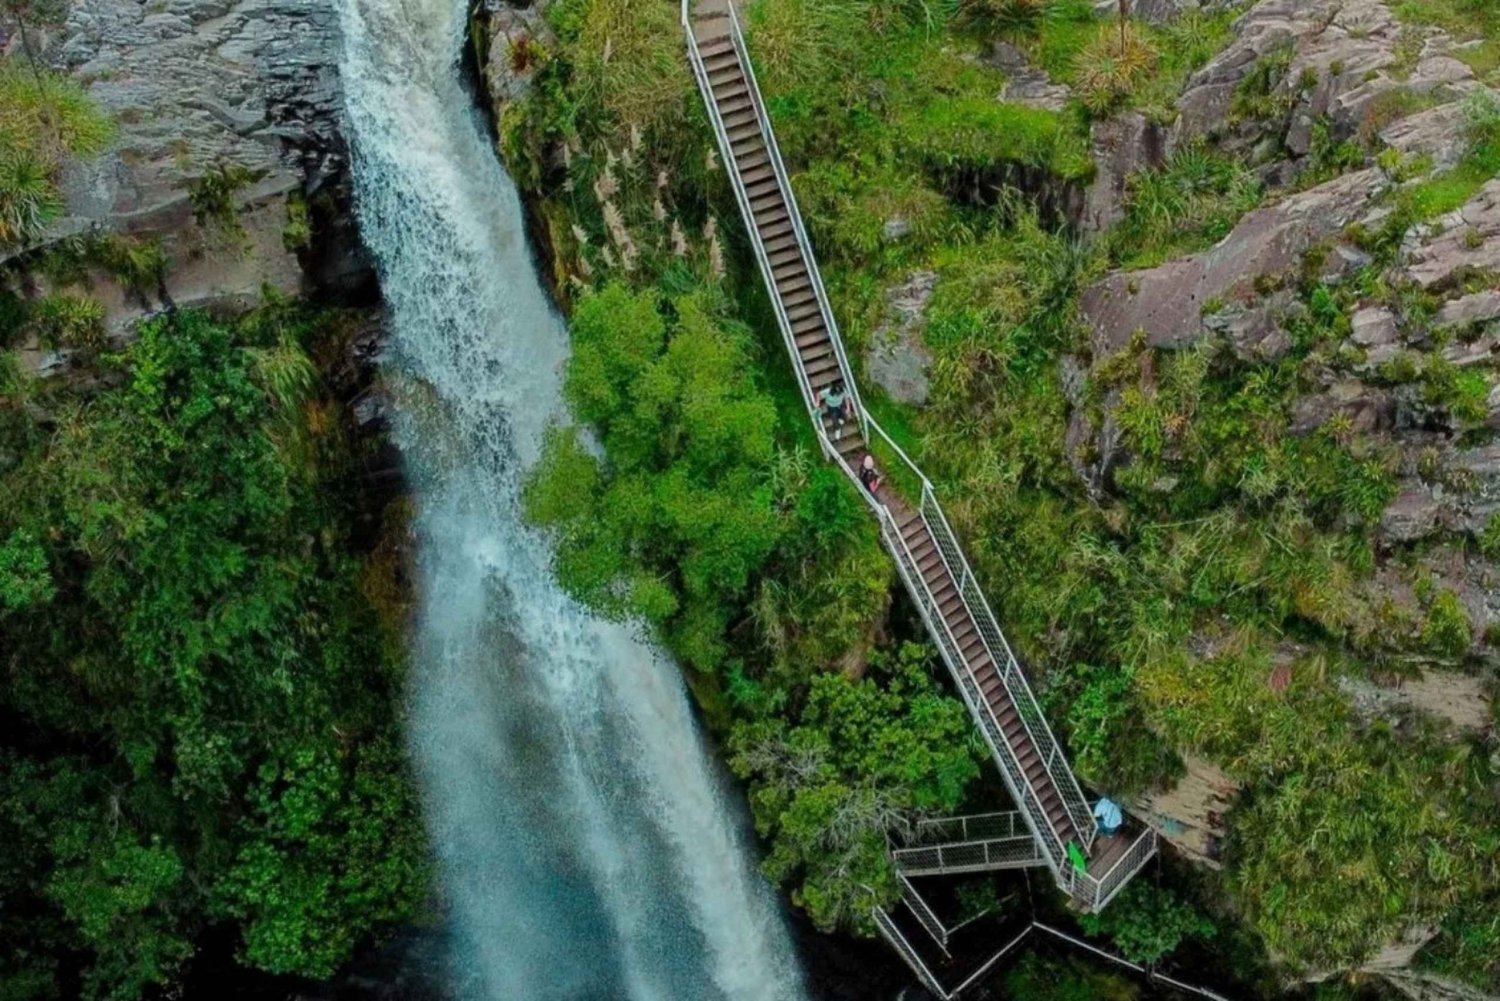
[
  {"left": 1076, "top": 19, "right": 1158, "bottom": 114},
  {"left": 0, "top": 151, "right": 59, "bottom": 247}
]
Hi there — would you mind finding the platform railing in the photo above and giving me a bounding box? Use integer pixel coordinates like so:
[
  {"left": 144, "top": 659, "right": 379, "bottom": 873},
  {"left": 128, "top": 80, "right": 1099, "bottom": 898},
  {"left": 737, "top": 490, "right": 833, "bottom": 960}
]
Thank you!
[{"left": 683, "top": 0, "right": 1154, "bottom": 912}]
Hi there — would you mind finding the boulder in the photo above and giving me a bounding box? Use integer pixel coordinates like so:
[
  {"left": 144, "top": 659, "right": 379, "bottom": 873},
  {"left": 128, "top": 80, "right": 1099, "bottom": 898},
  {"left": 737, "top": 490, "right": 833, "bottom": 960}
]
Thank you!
[
  {"left": 483, "top": 2, "right": 555, "bottom": 109},
  {"left": 1407, "top": 180, "right": 1500, "bottom": 288},
  {"left": 1082, "top": 112, "right": 1168, "bottom": 235},
  {"left": 1202, "top": 287, "right": 1299, "bottom": 361},
  {"left": 1350, "top": 304, "right": 1401, "bottom": 366},
  {"left": 1081, "top": 168, "right": 1380, "bottom": 354},
  {"left": 1382, "top": 102, "right": 1478, "bottom": 174},
  {"left": 991, "top": 41, "right": 1073, "bottom": 112},
  {"left": 865, "top": 271, "right": 937, "bottom": 406},
  {"left": 1288, "top": 378, "right": 1392, "bottom": 434},
  {"left": 1434, "top": 290, "right": 1500, "bottom": 331},
  {"left": 1380, "top": 482, "right": 1449, "bottom": 544}
]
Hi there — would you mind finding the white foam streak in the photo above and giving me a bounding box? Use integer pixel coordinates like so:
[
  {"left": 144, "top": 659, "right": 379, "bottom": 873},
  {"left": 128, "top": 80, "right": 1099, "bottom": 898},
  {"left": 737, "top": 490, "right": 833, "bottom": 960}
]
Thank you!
[{"left": 334, "top": 0, "right": 808, "bottom": 997}]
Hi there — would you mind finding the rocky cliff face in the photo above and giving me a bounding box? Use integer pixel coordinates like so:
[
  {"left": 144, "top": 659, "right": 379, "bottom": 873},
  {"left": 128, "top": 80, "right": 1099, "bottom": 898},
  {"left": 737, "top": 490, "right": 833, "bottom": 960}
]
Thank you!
[{"left": 8, "top": 0, "right": 365, "bottom": 327}]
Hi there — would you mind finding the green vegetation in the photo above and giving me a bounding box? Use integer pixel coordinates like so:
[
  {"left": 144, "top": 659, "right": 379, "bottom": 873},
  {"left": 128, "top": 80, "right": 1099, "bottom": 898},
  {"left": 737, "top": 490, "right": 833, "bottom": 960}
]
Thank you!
[
  {"left": 0, "top": 63, "right": 113, "bottom": 247},
  {"left": 1004, "top": 951, "right": 1142, "bottom": 1001},
  {"left": 1078, "top": 881, "right": 1215, "bottom": 965},
  {"left": 0, "top": 305, "right": 425, "bottom": 999},
  {"left": 188, "top": 161, "right": 267, "bottom": 240},
  {"left": 730, "top": 641, "right": 981, "bottom": 929},
  {"left": 506, "top": 0, "right": 1500, "bottom": 991},
  {"left": 1364, "top": 87, "right": 1500, "bottom": 251},
  {"left": 1109, "top": 143, "right": 1264, "bottom": 270}
]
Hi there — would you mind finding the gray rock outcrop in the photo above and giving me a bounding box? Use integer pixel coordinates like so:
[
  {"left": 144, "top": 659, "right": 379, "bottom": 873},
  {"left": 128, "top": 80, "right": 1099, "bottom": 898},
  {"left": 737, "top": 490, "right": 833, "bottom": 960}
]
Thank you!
[
  {"left": 1082, "top": 112, "right": 1168, "bottom": 234},
  {"left": 992, "top": 41, "right": 1073, "bottom": 112},
  {"left": 865, "top": 271, "right": 937, "bottom": 406},
  {"left": 51, "top": 0, "right": 344, "bottom": 240},
  {"left": 1081, "top": 168, "right": 1379, "bottom": 354},
  {"left": 1407, "top": 180, "right": 1500, "bottom": 288},
  {"left": 1175, "top": 0, "right": 1475, "bottom": 165}
]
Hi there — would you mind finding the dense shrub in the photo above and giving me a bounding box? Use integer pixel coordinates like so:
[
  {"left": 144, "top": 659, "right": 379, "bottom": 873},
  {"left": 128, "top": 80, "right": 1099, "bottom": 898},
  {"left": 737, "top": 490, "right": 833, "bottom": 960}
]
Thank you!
[{"left": 0, "top": 308, "right": 425, "bottom": 998}]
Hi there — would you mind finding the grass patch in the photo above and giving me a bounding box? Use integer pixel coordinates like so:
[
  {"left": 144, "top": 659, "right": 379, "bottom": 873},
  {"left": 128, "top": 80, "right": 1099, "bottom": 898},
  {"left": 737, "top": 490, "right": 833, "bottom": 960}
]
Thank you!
[
  {"left": 0, "top": 63, "right": 113, "bottom": 247},
  {"left": 1109, "top": 143, "right": 1264, "bottom": 270},
  {"left": 1391, "top": 0, "right": 1500, "bottom": 43},
  {"left": 1017, "top": 4, "right": 1244, "bottom": 120}
]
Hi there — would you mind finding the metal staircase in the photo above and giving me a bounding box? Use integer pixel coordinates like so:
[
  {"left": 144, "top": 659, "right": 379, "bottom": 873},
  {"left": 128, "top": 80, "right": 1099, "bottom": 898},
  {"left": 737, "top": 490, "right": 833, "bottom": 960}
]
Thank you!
[{"left": 681, "top": 0, "right": 1155, "bottom": 916}]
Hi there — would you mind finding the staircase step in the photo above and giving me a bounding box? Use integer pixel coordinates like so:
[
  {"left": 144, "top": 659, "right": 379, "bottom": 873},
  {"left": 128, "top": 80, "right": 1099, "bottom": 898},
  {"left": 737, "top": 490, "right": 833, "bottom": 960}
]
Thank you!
[
  {"left": 796, "top": 330, "right": 829, "bottom": 350},
  {"left": 740, "top": 163, "right": 775, "bottom": 188},
  {"left": 805, "top": 356, "right": 842, "bottom": 383},
  {"left": 835, "top": 434, "right": 866, "bottom": 458}
]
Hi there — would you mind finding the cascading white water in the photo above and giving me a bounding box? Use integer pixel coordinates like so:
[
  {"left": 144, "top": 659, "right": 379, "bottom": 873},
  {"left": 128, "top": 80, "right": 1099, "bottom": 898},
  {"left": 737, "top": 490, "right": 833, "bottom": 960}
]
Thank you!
[{"left": 334, "top": 0, "right": 810, "bottom": 998}]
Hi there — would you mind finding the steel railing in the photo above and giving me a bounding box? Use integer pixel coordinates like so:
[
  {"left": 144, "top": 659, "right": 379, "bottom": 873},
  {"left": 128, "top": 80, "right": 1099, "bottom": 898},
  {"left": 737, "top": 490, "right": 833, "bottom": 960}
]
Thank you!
[
  {"left": 682, "top": 0, "right": 1157, "bottom": 910},
  {"left": 914, "top": 810, "right": 1027, "bottom": 843},
  {"left": 874, "top": 501, "right": 1074, "bottom": 881},
  {"left": 899, "top": 873, "right": 952, "bottom": 952},
  {"left": 918, "top": 483, "right": 1097, "bottom": 852},
  {"left": 873, "top": 908, "right": 952, "bottom": 1001},
  {"left": 894, "top": 835, "right": 1046, "bottom": 877},
  {"left": 1063, "top": 827, "right": 1159, "bottom": 911}
]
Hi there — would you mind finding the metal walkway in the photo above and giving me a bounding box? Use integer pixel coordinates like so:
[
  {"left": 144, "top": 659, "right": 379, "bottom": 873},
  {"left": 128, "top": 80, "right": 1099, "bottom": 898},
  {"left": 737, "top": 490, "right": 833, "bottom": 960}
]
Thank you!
[{"left": 681, "top": 0, "right": 1155, "bottom": 913}]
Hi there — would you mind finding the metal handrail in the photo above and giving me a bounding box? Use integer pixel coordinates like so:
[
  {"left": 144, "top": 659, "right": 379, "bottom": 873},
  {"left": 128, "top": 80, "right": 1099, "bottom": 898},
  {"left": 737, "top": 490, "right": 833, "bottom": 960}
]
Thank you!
[
  {"left": 722, "top": 2, "right": 868, "bottom": 438},
  {"left": 893, "top": 835, "right": 1046, "bottom": 876},
  {"left": 913, "top": 810, "right": 1026, "bottom": 843},
  {"left": 1069, "top": 827, "right": 1158, "bottom": 911},
  {"left": 683, "top": 3, "right": 818, "bottom": 432},
  {"left": 919, "top": 485, "right": 1097, "bottom": 851},
  {"left": 875, "top": 503, "right": 1072, "bottom": 877},
  {"left": 899, "top": 874, "right": 951, "bottom": 952},
  {"left": 873, "top": 908, "right": 952, "bottom": 1001}
]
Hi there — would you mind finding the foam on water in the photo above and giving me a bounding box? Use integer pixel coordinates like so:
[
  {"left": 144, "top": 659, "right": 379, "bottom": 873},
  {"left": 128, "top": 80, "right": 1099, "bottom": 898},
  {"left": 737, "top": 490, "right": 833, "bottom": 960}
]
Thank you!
[{"left": 334, "top": 0, "right": 810, "bottom": 997}]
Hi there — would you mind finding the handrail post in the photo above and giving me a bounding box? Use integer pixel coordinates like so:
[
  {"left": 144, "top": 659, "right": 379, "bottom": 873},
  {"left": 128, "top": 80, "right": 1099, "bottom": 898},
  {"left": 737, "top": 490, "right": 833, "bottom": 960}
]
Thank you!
[{"left": 684, "top": 0, "right": 1142, "bottom": 906}]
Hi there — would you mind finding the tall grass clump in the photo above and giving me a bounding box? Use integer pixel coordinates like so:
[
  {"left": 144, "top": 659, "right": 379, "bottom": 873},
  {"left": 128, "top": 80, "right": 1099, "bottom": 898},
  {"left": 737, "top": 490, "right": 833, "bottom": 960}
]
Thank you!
[{"left": 0, "top": 64, "right": 113, "bottom": 248}]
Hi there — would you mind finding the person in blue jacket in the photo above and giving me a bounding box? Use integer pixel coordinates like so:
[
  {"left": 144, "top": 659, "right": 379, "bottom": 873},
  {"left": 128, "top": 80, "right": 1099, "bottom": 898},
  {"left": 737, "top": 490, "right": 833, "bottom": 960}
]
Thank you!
[{"left": 1093, "top": 796, "right": 1123, "bottom": 836}]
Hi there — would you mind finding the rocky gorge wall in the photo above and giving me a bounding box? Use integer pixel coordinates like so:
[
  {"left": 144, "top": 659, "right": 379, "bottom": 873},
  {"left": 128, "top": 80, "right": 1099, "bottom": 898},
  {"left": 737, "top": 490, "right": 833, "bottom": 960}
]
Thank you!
[{"left": 6, "top": 0, "right": 369, "bottom": 335}]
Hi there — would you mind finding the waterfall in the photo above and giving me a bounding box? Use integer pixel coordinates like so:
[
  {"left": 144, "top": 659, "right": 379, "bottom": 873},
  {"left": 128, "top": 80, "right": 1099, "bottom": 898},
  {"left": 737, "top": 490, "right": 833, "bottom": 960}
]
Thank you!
[{"left": 333, "top": 0, "right": 809, "bottom": 998}]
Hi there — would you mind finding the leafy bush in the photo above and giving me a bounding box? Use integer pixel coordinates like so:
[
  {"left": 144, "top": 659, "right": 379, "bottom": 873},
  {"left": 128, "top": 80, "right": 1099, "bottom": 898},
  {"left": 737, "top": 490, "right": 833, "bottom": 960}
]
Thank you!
[
  {"left": 0, "top": 308, "right": 426, "bottom": 998},
  {"left": 1421, "top": 589, "right": 1473, "bottom": 658},
  {"left": 525, "top": 282, "right": 786, "bottom": 665},
  {"left": 189, "top": 161, "right": 265, "bottom": 238},
  {"left": 1078, "top": 880, "right": 1215, "bottom": 965},
  {"left": 728, "top": 641, "right": 981, "bottom": 931}
]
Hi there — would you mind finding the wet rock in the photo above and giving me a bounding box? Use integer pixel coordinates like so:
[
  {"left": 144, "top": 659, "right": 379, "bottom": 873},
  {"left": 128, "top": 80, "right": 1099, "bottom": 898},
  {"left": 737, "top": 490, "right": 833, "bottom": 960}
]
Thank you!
[
  {"left": 991, "top": 41, "right": 1073, "bottom": 111},
  {"left": 483, "top": 2, "right": 555, "bottom": 109},
  {"left": 1081, "top": 169, "right": 1379, "bottom": 354},
  {"left": 1082, "top": 112, "right": 1168, "bottom": 234},
  {"left": 865, "top": 271, "right": 937, "bottom": 406},
  {"left": 1407, "top": 180, "right": 1500, "bottom": 288}
]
